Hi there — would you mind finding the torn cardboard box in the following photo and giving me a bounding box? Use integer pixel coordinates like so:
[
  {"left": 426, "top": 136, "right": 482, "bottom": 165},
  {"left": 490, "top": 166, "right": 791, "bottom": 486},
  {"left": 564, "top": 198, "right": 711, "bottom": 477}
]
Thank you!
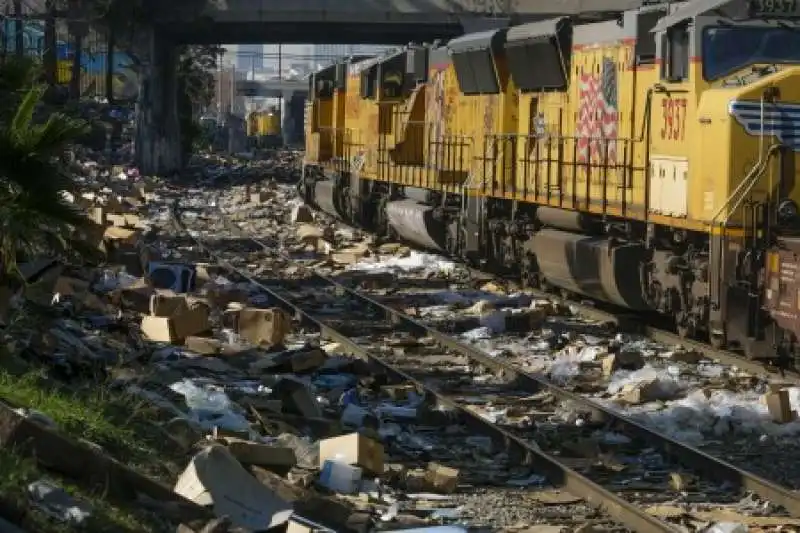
[
  {"left": 236, "top": 307, "right": 291, "bottom": 346},
  {"left": 174, "top": 445, "right": 292, "bottom": 530},
  {"left": 221, "top": 437, "right": 296, "bottom": 472},
  {"left": 273, "top": 377, "right": 323, "bottom": 418},
  {"left": 141, "top": 295, "right": 211, "bottom": 343},
  {"left": 109, "top": 278, "right": 154, "bottom": 313}
]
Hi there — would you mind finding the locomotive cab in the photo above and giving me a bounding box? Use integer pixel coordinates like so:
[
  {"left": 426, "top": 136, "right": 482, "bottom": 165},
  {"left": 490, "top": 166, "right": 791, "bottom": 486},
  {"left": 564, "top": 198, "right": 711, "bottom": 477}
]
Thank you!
[{"left": 653, "top": 0, "right": 800, "bottom": 357}]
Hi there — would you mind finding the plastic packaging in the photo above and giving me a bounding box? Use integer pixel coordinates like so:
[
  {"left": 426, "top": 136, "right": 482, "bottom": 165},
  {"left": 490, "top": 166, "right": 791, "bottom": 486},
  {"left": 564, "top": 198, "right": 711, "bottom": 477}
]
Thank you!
[
  {"left": 170, "top": 379, "right": 251, "bottom": 433},
  {"left": 706, "top": 523, "right": 748, "bottom": 533}
]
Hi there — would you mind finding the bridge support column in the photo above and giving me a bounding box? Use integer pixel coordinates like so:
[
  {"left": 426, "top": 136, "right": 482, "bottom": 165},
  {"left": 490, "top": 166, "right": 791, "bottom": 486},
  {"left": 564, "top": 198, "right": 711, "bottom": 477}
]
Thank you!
[
  {"left": 458, "top": 16, "right": 510, "bottom": 33},
  {"left": 281, "top": 90, "right": 294, "bottom": 147},
  {"left": 281, "top": 89, "right": 307, "bottom": 147},
  {"left": 134, "top": 26, "right": 182, "bottom": 176}
]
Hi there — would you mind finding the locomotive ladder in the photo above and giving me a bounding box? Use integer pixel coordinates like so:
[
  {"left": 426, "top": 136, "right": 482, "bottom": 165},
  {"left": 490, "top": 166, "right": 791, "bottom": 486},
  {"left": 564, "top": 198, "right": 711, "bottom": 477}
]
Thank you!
[{"left": 708, "top": 142, "right": 783, "bottom": 342}]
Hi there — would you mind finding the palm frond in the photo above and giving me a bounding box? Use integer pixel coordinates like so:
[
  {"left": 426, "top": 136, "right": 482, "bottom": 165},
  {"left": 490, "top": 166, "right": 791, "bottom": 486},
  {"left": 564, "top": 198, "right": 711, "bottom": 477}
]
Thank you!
[
  {"left": 0, "top": 77, "right": 94, "bottom": 279},
  {"left": 10, "top": 85, "right": 45, "bottom": 140},
  {"left": 26, "top": 112, "right": 90, "bottom": 157}
]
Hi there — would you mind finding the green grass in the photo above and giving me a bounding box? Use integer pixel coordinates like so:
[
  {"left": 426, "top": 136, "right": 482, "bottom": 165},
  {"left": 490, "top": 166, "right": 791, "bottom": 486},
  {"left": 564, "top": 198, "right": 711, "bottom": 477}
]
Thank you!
[
  {"left": 0, "top": 365, "right": 194, "bottom": 531},
  {"left": 0, "top": 369, "right": 186, "bottom": 481},
  {"left": 0, "top": 447, "right": 175, "bottom": 532}
]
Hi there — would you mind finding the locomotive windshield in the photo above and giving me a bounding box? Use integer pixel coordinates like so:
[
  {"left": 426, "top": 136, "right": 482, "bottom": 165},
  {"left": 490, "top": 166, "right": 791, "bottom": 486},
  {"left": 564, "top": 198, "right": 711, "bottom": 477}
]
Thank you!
[{"left": 702, "top": 26, "right": 800, "bottom": 80}]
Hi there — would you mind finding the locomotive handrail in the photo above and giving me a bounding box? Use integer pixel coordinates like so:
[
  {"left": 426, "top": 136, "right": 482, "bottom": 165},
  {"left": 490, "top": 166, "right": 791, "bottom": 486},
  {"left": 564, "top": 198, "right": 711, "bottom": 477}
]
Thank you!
[
  {"left": 720, "top": 144, "right": 782, "bottom": 230},
  {"left": 707, "top": 142, "right": 782, "bottom": 322}
]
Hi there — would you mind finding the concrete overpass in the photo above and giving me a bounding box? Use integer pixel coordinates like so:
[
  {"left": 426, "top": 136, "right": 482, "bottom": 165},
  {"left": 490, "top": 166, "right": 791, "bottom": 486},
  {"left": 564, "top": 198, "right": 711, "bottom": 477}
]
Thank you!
[
  {"left": 235, "top": 79, "right": 309, "bottom": 145},
  {"left": 236, "top": 79, "right": 308, "bottom": 98},
  {"left": 136, "top": 0, "right": 644, "bottom": 175},
  {"left": 165, "top": 0, "right": 642, "bottom": 44}
]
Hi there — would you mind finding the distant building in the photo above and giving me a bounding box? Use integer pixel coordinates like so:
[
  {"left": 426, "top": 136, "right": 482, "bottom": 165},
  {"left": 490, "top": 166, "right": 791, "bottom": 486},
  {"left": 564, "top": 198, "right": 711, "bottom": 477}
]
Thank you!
[
  {"left": 312, "top": 44, "right": 395, "bottom": 66},
  {"left": 237, "top": 44, "right": 264, "bottom": 71}
]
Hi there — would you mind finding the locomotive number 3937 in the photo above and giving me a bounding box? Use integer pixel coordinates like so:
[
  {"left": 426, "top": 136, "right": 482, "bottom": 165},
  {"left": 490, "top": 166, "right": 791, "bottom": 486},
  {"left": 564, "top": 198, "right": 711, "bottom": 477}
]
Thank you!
[{"left": 661, "top": 97, "right": 687, "bottom": 141}]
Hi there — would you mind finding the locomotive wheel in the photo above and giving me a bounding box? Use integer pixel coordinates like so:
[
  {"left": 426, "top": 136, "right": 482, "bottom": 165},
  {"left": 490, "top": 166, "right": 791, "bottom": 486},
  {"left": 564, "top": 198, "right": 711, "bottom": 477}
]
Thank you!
[
  {"left": 743, "top": 341, "right": 759, "bottom": 361},
  {"left": 375, "top": 196, "right": 389, "bottom": 237},
  {"left": 676, "top": 318, "right": 695, "bottom": 340},
  {"left": 296, "top": 180, "right": 307, "bottom": 202},
  {"left": 340, "top": 186, "right": 352, "bottom": 222}
]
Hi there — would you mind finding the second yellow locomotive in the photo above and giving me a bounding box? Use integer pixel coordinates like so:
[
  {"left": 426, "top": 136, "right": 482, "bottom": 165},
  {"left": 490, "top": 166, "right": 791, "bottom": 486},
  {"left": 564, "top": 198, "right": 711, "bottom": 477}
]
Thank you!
[
  {"left": 246, "top": 106, "right": 282, "bottom": 149},
  {"left": 302, "top": 0, "right": 800, "bottom": 364}
]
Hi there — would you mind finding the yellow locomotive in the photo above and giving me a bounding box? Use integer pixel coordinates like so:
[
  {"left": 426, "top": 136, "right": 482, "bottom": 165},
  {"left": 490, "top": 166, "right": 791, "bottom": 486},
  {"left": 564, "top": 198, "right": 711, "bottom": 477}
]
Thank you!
[
  {"left": 246, "top": 106, "right": 282, "bottom": 148},
  {"left": 302, "top": 0, "right": 800, "bottom": 363}
]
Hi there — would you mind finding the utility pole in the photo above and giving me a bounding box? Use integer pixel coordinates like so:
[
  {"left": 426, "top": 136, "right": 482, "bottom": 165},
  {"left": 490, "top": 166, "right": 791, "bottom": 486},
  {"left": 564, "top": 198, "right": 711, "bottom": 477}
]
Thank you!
[
  {"left": 230, "top": 64, "right": 235, "bottom": 116},
  {"left": 43, "top": 0, "right": 56, "bottom": 87},
  {"left": 13, "top": 0, "right": 22, "bottom": 56},
  {"left": 67, "top": 0, "right": 88, "bottom": 101},
  {"left": 105, "top": 29, "right": 114, "bottom": 103},
  {"left": 216, "top": 61, "right": 222, "bottom": 122},
  {"left": 2, "top": 4, "right": 10, "bottom": 61}
]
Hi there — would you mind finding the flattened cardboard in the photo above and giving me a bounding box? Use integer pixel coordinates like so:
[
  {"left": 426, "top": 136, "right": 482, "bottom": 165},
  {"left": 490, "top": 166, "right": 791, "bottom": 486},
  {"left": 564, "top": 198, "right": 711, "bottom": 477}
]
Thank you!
[
  {"left": 174, "top": 445, "right": 292, "bottom": 530},
  {"left": 287, "top": 516, "right": 337, "bottom": 533}
]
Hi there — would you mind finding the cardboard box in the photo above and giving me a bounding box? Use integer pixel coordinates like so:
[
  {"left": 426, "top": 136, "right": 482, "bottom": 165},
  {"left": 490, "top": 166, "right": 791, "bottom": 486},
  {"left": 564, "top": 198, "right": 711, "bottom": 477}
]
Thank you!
[
  {"left": 109, "top": 278, "right": 154, "bottom": 313},
  {"left": 424, "top": 462, "right": 460, "bottom": 493},
  {"left": 290, "top": 348, "right": 326, "bottom": 372},
  {"left": 185, "top": 336, "right": 224, "bottom": 355},
  {"left": 273, "top": 377, "right": 322, "bottom": 418},
  {"left": 87, "top": 206, "right": 105, "bottom": 225},
  {"left": 205, "top": 285, "right": 249, "bottom": 309},
  {"left": 223, "top": 438, "right": 296, "bottom": 471},
  {"left": 318, "top": 433, "right": 384, "bottom": 475},
  {"left": 106, "top": 213, "right": 128, "bottom": 227},
  {"left": 140, "top": 295, "right": 210, "bottom": 343},
  {"left": 237, "top": 307, "right": 291, "bottom": 346},
  {"left": 765, "top": 389, "right": 795, "bottom": 424},
  {"left": 174, "top": 445, "right": 292, "bottom": 530},
  {"left": 286, "top": 516, "right": 336, "bottom": 533}
]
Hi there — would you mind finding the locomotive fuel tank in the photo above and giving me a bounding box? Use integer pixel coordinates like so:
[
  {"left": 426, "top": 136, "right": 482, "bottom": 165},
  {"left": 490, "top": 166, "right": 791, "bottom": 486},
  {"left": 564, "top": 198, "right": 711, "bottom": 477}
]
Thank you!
[
  {"left": 385, "top": 200, "right": 446, "bottom": 252},
  {"left": 530, "top": 229, "right": 650, "bottom": 310}
]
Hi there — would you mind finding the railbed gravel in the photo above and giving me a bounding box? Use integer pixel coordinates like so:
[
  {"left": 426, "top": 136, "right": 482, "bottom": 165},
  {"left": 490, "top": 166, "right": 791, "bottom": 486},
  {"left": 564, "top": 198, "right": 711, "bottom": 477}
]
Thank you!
[
  {"left": 164, "top": 153, "right": 799, "bottom": 530},
  {"left": 159, "top": 177, "right": 629, "bottom": 531}
]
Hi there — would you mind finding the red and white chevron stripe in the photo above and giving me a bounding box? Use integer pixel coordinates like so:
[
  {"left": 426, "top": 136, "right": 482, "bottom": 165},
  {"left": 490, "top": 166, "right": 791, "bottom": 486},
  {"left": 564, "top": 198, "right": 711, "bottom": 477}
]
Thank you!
[{"left": 576, "top": 71, "right": 618, "bottom": 165}]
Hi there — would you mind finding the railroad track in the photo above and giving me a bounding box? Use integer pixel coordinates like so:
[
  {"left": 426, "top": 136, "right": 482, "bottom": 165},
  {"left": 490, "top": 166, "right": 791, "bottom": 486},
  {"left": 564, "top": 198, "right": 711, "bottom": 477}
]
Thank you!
[
  {"left": 497, "top": 277, "right": 800, "bottom": 384},
  {"left": 296, "top": 187, "right": 800, "bottom": 384},
  {"left": 172, "top": 198, "right": 800, "bottom": 533}
]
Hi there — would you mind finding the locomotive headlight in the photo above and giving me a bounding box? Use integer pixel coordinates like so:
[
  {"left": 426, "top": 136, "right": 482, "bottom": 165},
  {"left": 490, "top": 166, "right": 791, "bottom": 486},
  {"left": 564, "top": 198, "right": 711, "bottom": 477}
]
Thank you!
[{"left": 778, "top": 199, "right": 799, "bottom": 223}]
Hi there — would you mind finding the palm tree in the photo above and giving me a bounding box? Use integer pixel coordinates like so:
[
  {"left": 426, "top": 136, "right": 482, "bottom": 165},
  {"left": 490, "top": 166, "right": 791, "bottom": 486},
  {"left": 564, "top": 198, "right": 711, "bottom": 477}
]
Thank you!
[{"left": 0, "top": 59, "right": 92, "bottom": 284}]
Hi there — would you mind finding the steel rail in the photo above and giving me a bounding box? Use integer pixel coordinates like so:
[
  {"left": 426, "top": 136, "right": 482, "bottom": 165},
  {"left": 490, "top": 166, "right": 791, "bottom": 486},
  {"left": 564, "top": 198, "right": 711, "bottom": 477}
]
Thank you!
[
  {"left": 211, "top": 205, "right": 800, "bottom": 519},
  {"left": 174, "top": 205, "right": 681, "bottom": 533},
  {"left": 526, "top": 290, "right": 800, "bottom": 384}
]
